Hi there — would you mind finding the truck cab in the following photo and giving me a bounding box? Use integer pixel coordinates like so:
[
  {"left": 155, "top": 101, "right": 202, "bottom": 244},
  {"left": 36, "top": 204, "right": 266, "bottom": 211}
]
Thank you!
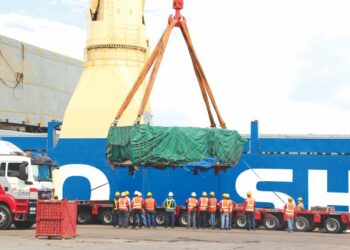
[{"left": 0, "top": 140, "right": 55, "bottom": 229}]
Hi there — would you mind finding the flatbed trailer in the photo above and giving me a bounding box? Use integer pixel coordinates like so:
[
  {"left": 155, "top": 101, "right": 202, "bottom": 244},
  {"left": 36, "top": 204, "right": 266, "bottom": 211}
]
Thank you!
[{"left": 76, "top": 200, "right": 350, "bottom": 233}]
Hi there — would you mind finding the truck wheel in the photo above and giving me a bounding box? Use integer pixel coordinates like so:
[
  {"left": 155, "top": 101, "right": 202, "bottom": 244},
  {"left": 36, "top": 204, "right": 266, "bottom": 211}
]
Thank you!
[
  {"left": 155, "top": 212, "right": 166, "bottom": 226},
  {"left": 0, "top": 205, "right": 12, "bottom": 230},
  {"left": 13, "top": 219, "right": 35, "bottom": 229},
  {"left": 178, "top": 213, "right": 188, "bottom": 227},
  {"left": 99, "top": 210, "right": 113, "bottom": 225},
  {"left": 77, "top": 210, "right": 91, "bottom": 224},
  {"left": 324, "top": 218, "right": 341, "bottom": 233},
  {"left": 234, "top": 215, "right": 247, "bottom": 229},
  {"left": 294, "top": 216, "right": 310, "bottom": 232},
  {"left": 263, "top": 215, "right": 280, "bottom": 230}
]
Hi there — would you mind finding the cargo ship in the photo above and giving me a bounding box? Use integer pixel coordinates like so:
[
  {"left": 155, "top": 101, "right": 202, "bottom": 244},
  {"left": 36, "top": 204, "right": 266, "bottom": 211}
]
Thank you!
[{"left": 1, "top": 0, "right": 350, "bottom": 220}]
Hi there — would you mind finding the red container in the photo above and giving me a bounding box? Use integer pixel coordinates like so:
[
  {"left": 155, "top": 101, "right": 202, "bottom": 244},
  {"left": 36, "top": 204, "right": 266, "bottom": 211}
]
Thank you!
[{"left": 36, "top": 200, "right": 77, "bottom": 239}]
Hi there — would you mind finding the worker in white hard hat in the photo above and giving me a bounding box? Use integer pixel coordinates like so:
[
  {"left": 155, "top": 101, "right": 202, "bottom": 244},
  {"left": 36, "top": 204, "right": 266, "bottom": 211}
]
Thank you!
[
  {"left": 131, "top": 191, "right": 145, "bottom": 228},
  {"left": 118, "top": 192, "right": 130, "bottom": 228},
  {"left": 186, "top": 192, "right": 198, "bottom": 229},
  {"left": 244, "top": 191, "right": 256, "bottom": 231},
  {"left": 198, "top": 192, "right": 209, "bottom": 228},
  {"left": 163, "top": 192, "right": 176, "bottom": 228}
]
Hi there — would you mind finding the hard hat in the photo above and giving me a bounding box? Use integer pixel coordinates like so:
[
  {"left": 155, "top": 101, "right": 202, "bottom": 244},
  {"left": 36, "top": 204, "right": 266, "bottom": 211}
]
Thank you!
[
  {"left": 168, "top": 192, "right": 174, "bottom": 197},
  {"left": 115, "top": 191, "right": 120, "bottom": 196},
  {"left": 222, "top": 193, "right": 226, "bottom": 197},
  {"left": 121, "top": 192, "right": 125, "bottom": 196},
  {"left": 134, "top": 191, "right": 139, "bottom": 196},
  {"left": 139, "top": 193, "right": 143, "bottom": 197},
  {"left": 247, "top": 191, "right": 252, "bottom": 196},
  {"left": 147, "top": 192, "right": 152, "bottom": 197},
  {"left": 210, "top": 192, "right": 215, "bottom": 197},
  {"left": 191, "top": 192, "right": 196, "bottom": 197},
  {"left": 202, "top": 192, "right": 207, "bottom": 197},
  {"left": 226, "top": 194, "right": 230, "bottom": 198},
  {"left": 288, "top": 197, "right": 293, "bottom": 201},
  {"left": 298, "top": 197, "right": 303, "bottom": 201},
  {"left": 125, "top": 191, "right": 129, "bottom": 196}
]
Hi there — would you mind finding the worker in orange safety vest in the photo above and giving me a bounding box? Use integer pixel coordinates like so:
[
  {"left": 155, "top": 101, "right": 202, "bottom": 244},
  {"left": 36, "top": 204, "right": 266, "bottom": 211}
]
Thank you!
[
  {"left": 243, "top": 191, "right": 256, "bottom": 231},
  {"left": 198, "top": 192, "right": 209, "bottom": 228},
  {"left": 131, "top": 191, "right": 145, "bottom": 228},
  {"left": 112, "top": 191, "right": 120, "bottom": 228},
  {"left": 284, "top": 197, "right": 295, "bottom": 232},
  {"left": 227, "top": 194, "right": 235, "bottom": 229},
  {"left": 208, "top": 191, "right": 217, "bottom": 228},
  {"left": 118, "top": 192, "right": 130, "bottom": 228},
  {"left": 186, "top": 192, "right": 198, "bottom": 229},
  {"left": 218, "top": 193, "right": 231, "bottom": 230},
  {"left": 145, "top": 192, "right": 157, "bottom": 228}
]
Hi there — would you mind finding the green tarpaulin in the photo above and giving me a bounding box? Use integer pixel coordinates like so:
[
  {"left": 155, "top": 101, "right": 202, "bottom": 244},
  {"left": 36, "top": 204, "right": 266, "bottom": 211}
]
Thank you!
[{"left": 106, "top": 124, "right": 246, "bottom": 167}]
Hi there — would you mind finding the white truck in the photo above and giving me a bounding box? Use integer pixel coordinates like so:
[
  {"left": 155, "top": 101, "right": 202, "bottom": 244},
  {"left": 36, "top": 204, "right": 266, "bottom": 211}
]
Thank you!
[{"left": 0, "top": 140, "right": 55, "bottom": 229}]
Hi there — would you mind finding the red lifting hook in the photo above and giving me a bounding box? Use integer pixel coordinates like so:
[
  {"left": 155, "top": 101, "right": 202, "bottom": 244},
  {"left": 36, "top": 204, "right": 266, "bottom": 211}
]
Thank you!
[{"left": 169, "top": 0, "right": 184, "bottom": 27}]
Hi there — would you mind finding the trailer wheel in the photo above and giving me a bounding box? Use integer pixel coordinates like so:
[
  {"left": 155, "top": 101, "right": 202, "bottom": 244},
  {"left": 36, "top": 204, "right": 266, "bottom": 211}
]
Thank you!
[
  {"left": 99, "top": 210, "right": 113, "bottom": 225},
  {"left": 295, "top": 216, "right": 310, "bottom": 232},
  {"left": 234, "top": 215, "right": 247, "bottom": 229},
  {"left": 77, "top": 210, "right": 91, "bottom": 224},
  {"left": 178, "top": 213, "right": 188, "bottom": 227},
  {"left": 13, "top": 219, "right": 35, "bottom": 229},
  {"left": 324, "top": 218, "right": 341, "bottom": 233},
  {"left": 263, "top": 215, "right": 280, "bottom": 230},
  {"left": 155, "top": 212, "right": 166, "bottom": 226},
  {"left": 0, "top": 205, "right": 12, "bottom": 230}
]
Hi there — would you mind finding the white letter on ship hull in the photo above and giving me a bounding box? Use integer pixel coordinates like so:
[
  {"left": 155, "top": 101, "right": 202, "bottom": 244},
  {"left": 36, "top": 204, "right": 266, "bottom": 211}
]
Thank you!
[
  {"left": 236, "top": 169, "right": 293, "bottom": 208},
  {"left": 53, "top": 164, "right": 110, "bottom": 200},
  {"left": 309, "top": 170, "right": 350, "bottom": 210}
]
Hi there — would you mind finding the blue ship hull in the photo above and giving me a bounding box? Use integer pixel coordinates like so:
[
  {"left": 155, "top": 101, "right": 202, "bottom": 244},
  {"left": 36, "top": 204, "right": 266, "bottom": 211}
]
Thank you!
[{"left": 2, "top": 121, "right": 350, "bottom": 211}]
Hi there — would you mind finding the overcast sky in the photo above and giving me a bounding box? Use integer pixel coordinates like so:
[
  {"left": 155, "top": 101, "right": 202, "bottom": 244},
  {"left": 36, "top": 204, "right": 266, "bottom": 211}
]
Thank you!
[{"left": 1, "top": 0, "right": 350, "bottom": 135}]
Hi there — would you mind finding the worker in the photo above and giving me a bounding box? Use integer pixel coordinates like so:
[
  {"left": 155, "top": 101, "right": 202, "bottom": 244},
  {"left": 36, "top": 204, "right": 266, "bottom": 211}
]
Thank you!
[
  {"left": 163, "top": 192, "right": 176, "bottom": 228},
  {"left": 186, "top": 192, "right": 198, "bottom": 229},
  {"left": 145, "top": 192, "right": 157, "bottom": 228},
  {"left": 218, "top": 193, "right": 230, "bottom": 230},
  {"left": 118, "top": 192, "right": 130, "bottom": 228},
  {"left": 112, "top": 191, "right": 120, "bottom": 228},
  {"left": 139, "top": 192, "right": 148, "bottom": 227},
  {"left": 208, "top": 191, "right": 217, "bottom": 229},
  {"left": 243, "top": 191, "right": 256, "bottom": 231},
  {"left": 296, "top": 197, "right": 304, "bottom": 211},
  {"left": 227, "top": 194, "right": 234, "bottom": 229},
  {"left": 284, "top": 197, "right": 295, "bottom": 232},
  {"left": 131, "top": 191, "right": 145, "bottom": 228},
  {"left": 198, "top": 192, "right": 209, "bottom": 228}
]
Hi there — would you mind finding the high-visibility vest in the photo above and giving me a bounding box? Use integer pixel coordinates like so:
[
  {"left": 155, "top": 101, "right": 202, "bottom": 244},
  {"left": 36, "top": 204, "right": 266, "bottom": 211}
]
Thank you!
[
  {"left": 220, "top": 199, "right": 230, "bottom": 213},
  {"left": 118, "top": 198, "right": 128, "bottom": 211},
  {"left": 208, "top": 198, "right": 217, "bottom": 212},
  {"left": 114, "top": 198, "right": 118, "bottom": 211},
  {"left": 199, "top": 197, "right": 209, "bottom": 211},
  {"left": 165, "top": 198, "right": 175, "bottom": 210},
  {"left": 146, "top": 198, "right": 155, "bottom": 212},
  {"left": 245, "top": 198, "right": 255, "bottom": 212},
  {"left": 285, "top": 202, "right": 295, "bottom": 218},
  {"left": 132, "top": 196, "right": 142, "bottom": 210},
  {"left": 188, "top": 198, "right": 198, "bottom": 212}
]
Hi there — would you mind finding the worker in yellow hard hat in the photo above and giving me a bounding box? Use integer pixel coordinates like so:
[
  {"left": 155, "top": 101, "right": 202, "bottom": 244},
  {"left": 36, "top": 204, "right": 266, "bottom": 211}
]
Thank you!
[
  {"left": 218, "top": 193, "right": 231, "bottom": 230},
  {"left": 208, "top": 191, "right": 217, "bottom": 228},
  {"left": 112, "top": 191, "right": 120, "bottom": 228},
  {"left": 243, "top": 191, "right": 256, "bottom": 231},
  {"left": 145, "top": 192, "right": 157, "bottom": 228},
  {"left": 198, "top": 192, "right": 209, "bottom": 228},
  {"left": 284, "top": 197, "right": 295, "bottom": 232},
  {"left": 296, "top": 197, "right": 304, "bottom": 211}
]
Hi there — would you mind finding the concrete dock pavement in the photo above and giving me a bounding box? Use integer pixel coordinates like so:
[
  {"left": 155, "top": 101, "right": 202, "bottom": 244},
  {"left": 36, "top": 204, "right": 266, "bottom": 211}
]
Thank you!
[{"left": 1, "top": 225, "right": 349, "bottom": 250}]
